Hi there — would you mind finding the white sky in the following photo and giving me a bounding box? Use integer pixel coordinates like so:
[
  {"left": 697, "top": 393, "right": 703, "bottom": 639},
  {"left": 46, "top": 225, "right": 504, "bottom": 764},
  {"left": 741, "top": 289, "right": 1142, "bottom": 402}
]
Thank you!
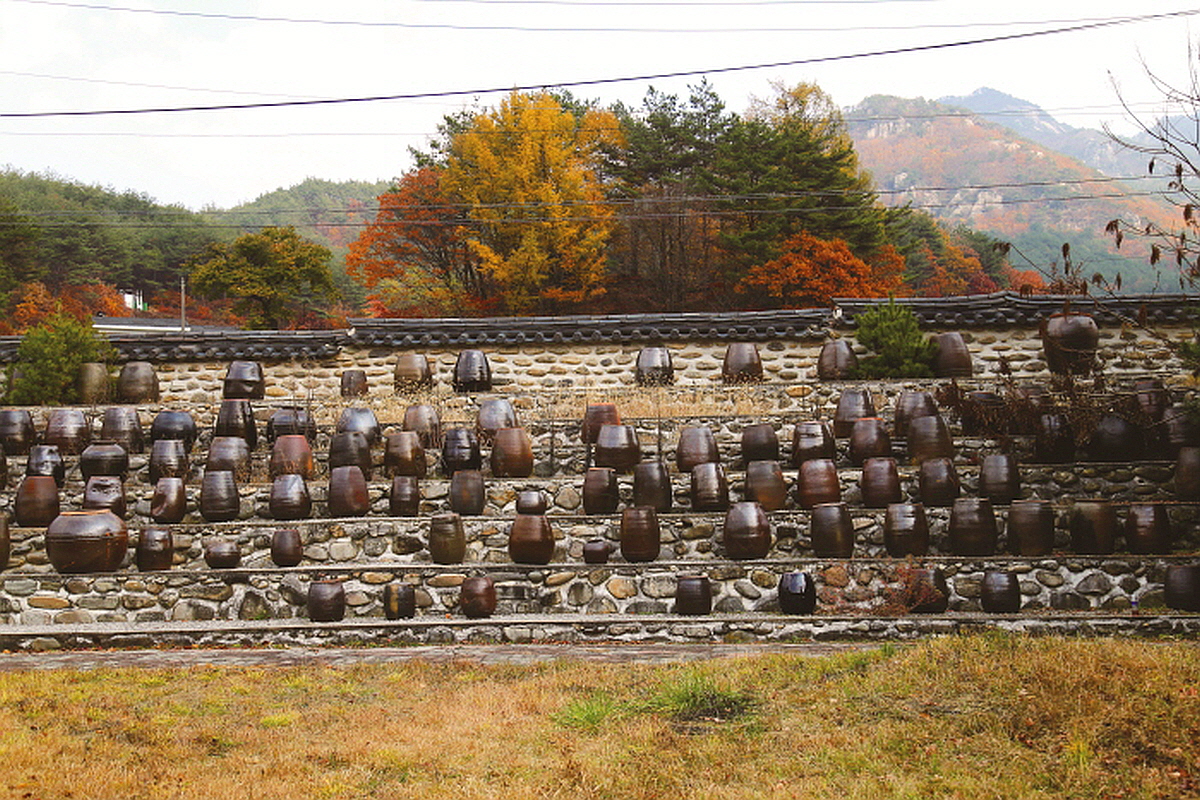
[{"left": 1, "top": 0, "right": 1198, "bottom": 210}]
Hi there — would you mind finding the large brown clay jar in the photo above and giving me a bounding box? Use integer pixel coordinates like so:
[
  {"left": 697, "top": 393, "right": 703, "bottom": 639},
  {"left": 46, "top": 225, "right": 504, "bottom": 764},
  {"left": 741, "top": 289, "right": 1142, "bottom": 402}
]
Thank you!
[
  {"left": 834, "top": 388, "right": 876, "bottom": 438},
  {"left": 860, "top": 457, "right": 902, "bottom": 508},
  {"left": 810, "top": 502, "right": 854, "bottom": 557},
  {"left": 15, "top": 475, "right": 59, "bottom": 527},
  {"left": 883, "top": 502, "right": 929, "bottom": 557},
  {"left": 384, "top": 431, "right": 426, "bottom": 478},
  {"left": 136, "top": 527, "right": 173, "bottom": 571},
  {"left": 582, "top": 467, "right": 620, "bottom": 515},
  {"left": 1124, "top": 503, "right": 1171, "bottom": 554},
  {"left": 632, "top": 460, "right": 672, "bottom": 512},
  {"left": 460, "top": 576, "right": 496, "bottom": 618},
  {"left": 948, "top": 497, "right": 998, "bottom": 556},
  {"left": 199, "top": 470, "right": 240, "bottom": 522},
  {"left": 906, "top": 414, "right": 955, "bottom": 464},
  {"left": 490, "top": 427, "right": 534, "bottom": 478},
  {"left": 508, "top": 514, "right": 555, "bottom": 564},
  {"left": 918, "top": 457, "right": 960, "bottom": 507},
  {"left": 594, "top": 424, "right": 640, "bottom": 473},
  {"left": 796, "top": 458, "right": 841, "bottom": 509},
  {"left": 619, "top": 506, "right": 660, "bottom": 562},
  {"left": 448, "top": 470, "right": 486, "bottom": 516},
  {"left": 722, "top": 501, "right": 771, "bottom": 559},
  {"left": 791, "top": 421, "right": 835, "bottom": 466},
  {"left": 477, "top": 398, "right": 519, "bottom": 444},
  {"left": 327, "top": 465, "right": 370, "bottom": 517},
  {"left": 848, "top": 417, "right": 891, "bottom": 466},
  {"left": 428, "top": 512, "right": 466, "bottom": 564},
  {"left": 271, "top": 434, "right": 315, "bottom": 479},
  {"left": 100, "top": 407, "right": 143, "bottom": 454},
  {"left": 150, "top": 477, "right": 186, "bottom": 524},
  {"left": 394, "top": 353, "right": 433, "bottom": 389},
  {"left": 269, "top": 474, "right": 312, "bottom": 520},
  {"left": 46, "top": 509, "right": 127, "bottom": 573},
  {"left": 690, "top": 462, "right": 729, "bottom": 511},
  {"left": 1007, "top": 499, "right": 1055, "bottom": 556},
  {"left": 1069, "top": 500, "right": 1117, "bottom": 555},
  {"left": 744, "top": 460, "right": 787, "bottom": 511},
  {"left": 676, "top": 426, "right": 719, "bottom": 473},
  {"left": 389, "top": 475, "right": 421, "bottom": 516}
]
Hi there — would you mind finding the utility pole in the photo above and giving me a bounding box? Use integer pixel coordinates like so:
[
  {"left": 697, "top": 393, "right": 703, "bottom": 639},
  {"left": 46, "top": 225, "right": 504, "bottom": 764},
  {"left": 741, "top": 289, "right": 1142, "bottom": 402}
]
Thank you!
[{"left": 180, "top": 275, "right": 187, "bottom": 333}]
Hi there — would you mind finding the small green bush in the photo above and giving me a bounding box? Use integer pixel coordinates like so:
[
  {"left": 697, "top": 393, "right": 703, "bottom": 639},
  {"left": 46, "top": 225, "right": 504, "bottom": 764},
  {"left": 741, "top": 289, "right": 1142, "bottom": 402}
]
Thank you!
[
  {"left": 7, "top": 314, "right": 114, "bottom": 405},
  {"left": 852, "top": 298, "right": 935, "bottom": 378}
]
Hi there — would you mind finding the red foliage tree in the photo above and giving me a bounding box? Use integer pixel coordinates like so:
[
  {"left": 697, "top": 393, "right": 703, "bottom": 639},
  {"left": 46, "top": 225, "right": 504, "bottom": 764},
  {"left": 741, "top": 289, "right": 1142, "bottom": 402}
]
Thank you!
[{"left": 738, "top": 233, "right": 905, "bottom": 307}]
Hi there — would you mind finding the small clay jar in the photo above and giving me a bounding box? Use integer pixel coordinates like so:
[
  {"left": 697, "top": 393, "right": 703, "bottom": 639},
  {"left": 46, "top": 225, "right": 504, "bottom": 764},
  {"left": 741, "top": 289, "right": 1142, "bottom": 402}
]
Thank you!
[
  {"left": 515, "top": 490, "right": 547, "bottom": 515},
  {"left": 459, "top": 575, "right": 497, "bottom": 618},
  {"left": 46, "top": 510, "right": 127, "bottom": 573},
  {"left": 203, "top": 538, "right": 241, "bottom": 569},
  {"left": 384, "top": 583, "right": 417, "bottom": 619},
  {"left": 0, "top": 409, "right": 35, "bottom": 455},
  {"left": 389, "top": 475, "right": 422, "bottom": 517},
  {"left": 428, "top": 513, "right": 466, "bottom": 564},
  {"left": 906, "top": 415, "right": 955, "bottom": 464},
  {"left": 932, "top": 331, "right": 973, "bottom": 377},
  {"left": 340, "top": 369, "right": 369, "bottom": 398},
  {"left": 1164, "top": 565, "right": 1200, "bottom": 612},
  {"left": 269, "top": 474, "right": 312, "bottom": 520},
  {"left": 270, "top": 528, "right": 304, "bottom": 567},
  {"left": 1177, "top": 447, "right": 1200, "bottom": 500},
  {"left": 199, "top": 470, "right": 240, "bottom": 523},
  {"left": 136, "top": 527, "right": 174, "bottom": 572},
  {"left": 307, "top": 580, "right": 346, "bottom": 622},
  {"left": 632, "top": 460, "right": 673, "bottom": 512},
  {"left": 674, "top": 575, "right": 712, "bottom": 616},
  {"left": 267, "top": 406, "right": 317, "bottom": 443},
  {"left": 384, "top": 431, "right": 426, "bottom": 478},
  {"left": 893, "top": 390, "right": 938, "bottom": 439},
  {"left": 582, "top": 467, "right": 620, "bottom": 515},
  {"left": 582, "top": 540, "right": 612, "bottom": 564},
  {"left": 676, "top": 426, "right": 719, "bottom": 473},
  {"left": 1035, "top": 413, "right": 1075, "bottom": 463},
  {"left": 690, "top": 462, "right": 729, "bottom": 511},
  {"left": 777, "top": 572, "right": 817, "bottom": 615},
  {"left": 980, "top": 571, "right": 1021, "bottom": 613},
  {"left": 328, "top": 465, "right": 370, "bottom": 517},
  {"left": 150, "top": 477, "right": 187, "bottom": 524},
  {"left": 448, "top": 470, "right": 486, "bottom": 516},
  {"left": 394, "top": 353, "right": 434, "bottom": 390},
  {"left": 83, "top": 475, "right": 126, "bottom": 518}
]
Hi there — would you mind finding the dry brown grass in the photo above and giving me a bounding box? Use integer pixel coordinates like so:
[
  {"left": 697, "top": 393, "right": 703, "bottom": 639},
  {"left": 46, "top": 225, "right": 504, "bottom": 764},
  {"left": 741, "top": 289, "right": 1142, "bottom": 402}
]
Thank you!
[{"left": 1, "top": 636, "right": 1197, "bottom": 799}]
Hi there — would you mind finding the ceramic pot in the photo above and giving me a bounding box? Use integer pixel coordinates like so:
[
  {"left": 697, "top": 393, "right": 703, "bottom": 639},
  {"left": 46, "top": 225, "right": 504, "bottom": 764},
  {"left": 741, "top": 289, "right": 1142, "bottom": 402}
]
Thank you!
[
  {"left": 307, "top": 580, "right": 345, "bottom": 621},
  {"left": 948, "top": 497, "right": 998, "bottom": 556},
  {"left": 582, "top": 468, "right": 620, "bottom": 515},
  {"left": 581, "top": 403, "right": 621, "bottom": 445},
  {"left": 722, "top": 501, "right": 771, "bottom": 559},
  {"left": 1087, "top": 415, "right": 1144, "bottom": 462},
  {"left": 777, "top": 572, "right": 817, "bottom": 614},
  {"left": 594, "top": 424, "right": 640, "bottom": 473},
  {"left": 1176, "top": 447, "right": 1200, "bottom": 500},
  {"left": 402, "top": 404, "right": 441, "bottom": 449},
  {"left": 206, "top": 436, "right": 251, "bottom": 482},
  {"left": 136, "top": 527, "right": 173, "bottom": 572},
  {"left": 83, "top": 475, "right": 126, "bottom": 518},
  {"left": 883, "top": 502, "right": 929, "bottom": 557},
  {"left": 848, "top": 417, "right": 891, "bottom": 466},
  {"left": 476, "top": 398, "right": 519, "bottom": 444},
  {"left": 150, "top": 410, "right": 197, "bottom": 451},
  {"left": 1162, "top": 404, "right": 1200, "bottom": 457},
  {"left": 384, "top": 583, "right": 417, "bottom": 619},
  {"left": 428, "top": 512, "right": 466, "bottom": 564},
  {"left": 100, "top": 407, "right": 143, "bottom": 454},
  {"left": 1041, "top": 312, "right": 1099, "bottom": 375},
  {"left": 270, "top": 528, "right": 304, "bottom": 567},
  {"left": 82, "top": 442, "right": 130, "bottom": 481},
  {"left": 0, "top": 515, "right": 8, "bottom": 571},
  {"left": 860, "top": 457, "right": 902, "bottom": 508},
  {"left": 267, "top": 406, "right": 317, "bottom": 443},
  {"left": 340, "top": 369, "right": 368, "bottom": 398},
  {"left": 980, "top": 571, "right": 1021, "bottom": 613},
  {"left": 46, "top": 510, "right": 127, "bottom": 573},
  {"left": 816, "top": 339, "right": 857, "bottom": 380},
  {"left": 632, "top": 460, "right": 672, "bottom": 512},
  {"left": 744, "top": 460, "right": 787, "bottom": 511},
  {"left": 1069, "top": 500, "right": 1117, "bottom": 555},
  {"left": 796, "top": 458, "right": 840, "bottom": 509},
  {"left": 329, "top": 430, "right": 373, "bottom": 480},
  {"left": 328, "top": 465, "right": 370, "bottom": 517},
  {"left": 214, "top": 399, "right": 256, "bottom": 449},
  {"left": 389, "top": 475, "right": 422, "bottom": 517},
  {"left": 676, "top": 426, "right": 719, "bottom": 473},
  {"left": 516, "top": 490, "right": 547, "bottom": 515},
  {"left": 150, "top": 477, "right": 186, "bottom": 524},
  {"left": 906, "top": 414, "right": 955, "bottom": 464},
  {"left": 200, "top": 470, "right": 240, "bottom": 522},
  {"left": 690, "top": 462, "right": 729, "bottom": 511},
  {"left": 490, "top": 427, "right": 534, "bottom": 478},
  {"left": 918, "top": 457, "right": 960, "bottom": 507},
  {"left": 26, "top": 444, "right": 65, "bottom": 487},
  {"left": 791, "top": 421, "right": 835, "bottom": 466},
  {"left": 0, "top": 409, "right": 36, "bottom": 455},
  {"left": 893, "top": 390, "right": 938, "bottom": 438},
  {"left": 1034, "top": 413, "right": 1075, "bottom": 463},
  {"left": 1135, "top": 378, "right": 1169, "bottom": 424},
  {"left": 460, "top": 576, "right": 496, "bottom": 618},
  {"left": 722, "top": 343, "right": 763, "bottom": 383},
  {"left": 741, "top": 423, "right": 779, "bottom": 464},
  {"left": 1007, "top": 499, "right": 1055, "bottom": 556},
  {"left": 675, "top": 575, "right": 712, "bottom": 616},
  {"left": 14, "top": 476, "right": 59, "bottom": 527},
  {"left": 149, "top": 439, "right": 189, "bottom": 485},
  {"left": 45, "top": 408, "right": 89, "bottom": 455},
  {"left": 834, "top": 388, "right": 876, "bottom": 438},
  {"left": 1164, "top": 565, "right": 1200, "bottom": 612},
  {"left": 448, "top": 470, "right": 486, "bottom": 516},
  {"left": 271, "top": 434, "right": 315, "bottom": 479},
  {"left": 452, "top": 350, "right": 492, "bottom": 393},
  {"left": 338, "top": 407, "right": 381, "bottom": 448},
  {"left": 932, "top": 331, "right": 973, "bottom": 377},
  {"left": 75, "top": 363, "right": 108, "bottom": 406},
  {"left": 115, "top": 361, "right": 158, "bottom": 403},
  {"left": 619, "top": 507, "right": 660, "bottom": 562},
  {"left": 582, "top": 540, "right": 611, "bottom": 564},
  {"left": 223, "top": 360, "right": 264, "bottom": 400},
  {"left": 508, "top": 514, "right": 555, "bottom": 564},
  {"left": 979, "top": 454, "right": 1021, "bottom": 504},
  {"left": 1124, "top": 503, "right": 1171, "bottom": 554},
  {"left": 394, "top": 353, "right": 433, "bottom": 389},
  {"left": 810, "top": 502, "right": 854, "bottom": 557},
  {"left": 269, "top": 474, "right": 312, "bottom": 520},
  {"left": 635, "top": 346, "right": 674, "bottom": 385},
  {"left": 441, "top": 427, "right": 482, "bottom": 475},
  {"left": 384, "top": 431, "right": 426, "bottom": 478}
]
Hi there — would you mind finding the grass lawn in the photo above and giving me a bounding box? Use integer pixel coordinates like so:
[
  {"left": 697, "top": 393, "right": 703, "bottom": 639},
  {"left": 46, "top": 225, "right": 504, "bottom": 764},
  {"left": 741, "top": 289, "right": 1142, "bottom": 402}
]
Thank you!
[{"left": 0, "top": 635, "right": 1197, "bottom": 799}]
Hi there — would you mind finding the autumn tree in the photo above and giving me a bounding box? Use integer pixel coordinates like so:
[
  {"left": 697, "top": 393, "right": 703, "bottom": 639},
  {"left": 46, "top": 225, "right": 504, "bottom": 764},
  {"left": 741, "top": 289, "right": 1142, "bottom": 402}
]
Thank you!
[
  {"left": 188, "top": 226, "right": 337, "bottom": 329},
  {"left": 738, "top": 232, "right": 904, "bottom": 307},
  {"left": 345, "top": 167, "right": 489, "bottom": 316},
  {"left": 439, "top": 91, "right": 622, "bottom": 314}
]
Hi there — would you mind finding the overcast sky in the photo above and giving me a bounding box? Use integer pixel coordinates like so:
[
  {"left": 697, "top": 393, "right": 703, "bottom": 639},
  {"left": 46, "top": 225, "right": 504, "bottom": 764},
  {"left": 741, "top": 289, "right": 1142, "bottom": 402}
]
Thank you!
[{"left": 2, "top": 0, "right": 1198, "bottom": 210}]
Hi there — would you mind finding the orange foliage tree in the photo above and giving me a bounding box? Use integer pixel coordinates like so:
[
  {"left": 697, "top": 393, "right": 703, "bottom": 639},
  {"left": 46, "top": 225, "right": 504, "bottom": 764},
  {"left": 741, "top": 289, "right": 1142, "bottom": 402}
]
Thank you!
[
  {"left": 2, "top": 281, "right": 131, "bottom": 334},
  {"left": 738, "top": 233, "right": 905, "bottom": 307}
]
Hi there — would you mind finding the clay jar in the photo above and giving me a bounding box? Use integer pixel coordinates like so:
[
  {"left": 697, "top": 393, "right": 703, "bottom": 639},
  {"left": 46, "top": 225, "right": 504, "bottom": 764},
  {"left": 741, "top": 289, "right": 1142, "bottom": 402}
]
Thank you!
[
  {"left": 1041, "top": 312, "right": 1099, "bottom": 375},
  {"left": 270, "top": 528, "right": 304, "bottom": 567},
  {"left": 147, "top": 439, "right": 188, "bottom": 486},
  {"left": 884, "top": 502, "right": 929, "bottom": 557},
  {"left": 741, "top": 423, "right": 779, "bottom": 464},
  {"left": 582, "top": 540, "right": 612, "bottom": 564},
  {"left": 477, "top": 398, "right": 519, "bottom": 444},
  {"left": 100, "top": 407, "right": 143, "bottom": 454},
  {"left": 338, "top": 407, "right": 381, "bottom": 449},
  {"left": 267, "top": 406, "right": 317, "bottom": 443},
  {"left": 508, "top": 514, "right": 555, "bottom": 564},
  {"left": 206, "top": 436, "right": 252, "bottom": 482},
  {"left": 635, "top": 346, "right": 674, "bottom": 386},
  {"left": 150, "top": 477, "right": 187, "bottom": 524},
  {"left": 384, "top": 431, "right": 426, "bottom": 478},
  {"left": 516, "top": 490, "right": 547, "bottom": 515},
  {"left": 136, "top": 527, "right": 173, "bottom": 572},
  {"left": 271, "top": 435, "right": 315, "bottom": 479},
  {"left": 441, "top": 428, "right": 482, "bottom": 475},
  {"left": 270, "top": 474, "right": 312, "bottom": 520},
  {"left": 1124, "top": 503, "right": 1172, "bottom": 554},
  {"left": 1176, "top": 447, "right": 1200, "bottom": 500},
  {"left": 328, "top": 466, "right": 370, "bottom": 517},
  {"left": 80, "top": 441, "right": 128, "bottom": 480},
  {"left": 26, "top": 444, "right": 65, "bottom": 487},
  {"left": 389, "top": 475, "right": 422, "bottom": 517},
  {"left": 15, "top": 475, "right": 59, "bottom": 527},
  {"left": 460, "top": 576, "right": 497, "bottom": 618},
  {"left": 77, "top": 363, "right": 110, "bottom": 403},
  {"left": 676, "top": 425, "right": 719, "bottom": 473},
  {"left": 918, "top": 457, "right": 960, "bottom": 507},
  {"left": 46, "top": 510, "right": 127, "bottom": 573},
  {"left": 1069, "top": 500, "right": 1117, "bottom": 555},
  {"left": 1164, "top": 565, "right": 1200, "bottom": 612},
  {"left": 722, "top": 501, "right": 771, "bottom": 560},
  {"left": 675, "top": 576, "right": 712, "bottom": 616},
  {"left": 394, "top": 353, "right": 434, "bottom": 389},
  {"left": 307, "top": 580, "right": 345, "bottom": 622},
  {"left": 223, "top": 360, "right": 264, "bottom": 399},
  {"left": 1087, "top": 415, "right": 1144, "bottom": 462},
  {"left": 582, "top": 467, "right": 620, "bottom": 515},
  {"left": 329, "top": 430, "right": 373, "bottom": 480},
  {"left": 115, "top": 361, "right": 159, "bottom": 403},
  {"left": 979, "top": 454, "right": 1021, "bottom": 505},
  {"left": 581, "top": 403, "right": 621, "bottom": 445},
  {"left": 948, "top": 497, "right": 998, "bottom": 556},
  {"left": 816, "top": 339, "right": 857, "bottom": 380},
  {"left": 199, "top": 470, "right": 240, "bottom": 523},
  {"left": 893, "top": 390, "right": 938, "bottom": 439},
  {"left": 428, "top": 512, "right": 466, "bottom": 564},
  {"left": 0, "top": 409, "right": 36, "bottom": 455},
  {"left": 594, "top": 424, "right": 640, "bottom": 473},
  {"left": 848, "top": 417, "right": 891, "bottom": 466},
  {"left": 402, "top": 404, "right": 441, "bottom": 449},
  {"left": 214, "top": 399, "right": 256, "bottom": 449},
  {"left": 777, "top": 572, "right": 817, "bottom": 614},
  {"left": 791, "top": 421, "right": 835, "bottom": 466},
  {"left": 860, "top": 457, "right": 902, "bottom": 508},
  {"left": 796, "top": 458, "right": 841, "bottom": 509},
  {"left": 690, "top": 462, "right": 729, "bottom": 511},
  {"left": 722, "top": 343, "right": 763, "bottom": 383},
  {"left": 810, "top": 502, "right": 855, "bottom": 558},
  {"left": 151, "top": 410, "right": 197, "bottom": 451},
  {"left": 340, "top": 369, "right": 368, "bottom": 398},
  {"left": 45, "top": 408, "right": 89, "bottom": 455},
  {"left": 980, "top": 571, "right": 1021, "bottom": 613},
  {"left": 83, "top": 475, "right": 126, "bottom": 518},
  {"left": 744, "top": 460, "right": 787, "bottom": 511},
  {"left": 1007, "top": 499, "right": 1055, "bottom": 556},
  {"left": 0, "top": 515, "right": 8, "bottom": 570},
  {"left": 932, "top": 331, "right": 974, "bottom": 377},
  {"left": 452, "top": 349, "right": 492, "bottom": 393},
  {"left": 619, "top": 506, "right": 660, "bottom": 562},
  {"left": 632, "top": 460, "right": 672, "bottom": 512},
  {"left": 384, "top": 583, "right": 417, "bottom": 619},
  {"left": 448, "top": 470, "right": 486, "bottom": 516},
  {"left": 490, "top": 427, "right": 534, "bottom": 478},
  {"left": 834, "top": 388, "right": 876, "bottom": 438},
  {"left": 906, "top": 415, "right": 955, "bottom": 464},
  {"left": 1035, "top": 413, "right": 1075, "bottom": 463}
]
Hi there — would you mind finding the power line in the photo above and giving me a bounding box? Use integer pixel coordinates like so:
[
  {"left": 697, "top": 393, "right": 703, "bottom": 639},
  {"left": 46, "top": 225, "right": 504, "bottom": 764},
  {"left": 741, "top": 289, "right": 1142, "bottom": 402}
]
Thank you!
[{"left": 5, "top": 8, "right": 1198, "bottom": 119}]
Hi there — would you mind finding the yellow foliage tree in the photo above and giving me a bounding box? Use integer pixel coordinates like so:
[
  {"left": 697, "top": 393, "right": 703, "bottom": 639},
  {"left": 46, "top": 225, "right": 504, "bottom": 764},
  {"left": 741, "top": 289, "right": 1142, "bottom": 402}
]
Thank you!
[{"left": 440, "top": 91, "right": 622, "bottom": 314}]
